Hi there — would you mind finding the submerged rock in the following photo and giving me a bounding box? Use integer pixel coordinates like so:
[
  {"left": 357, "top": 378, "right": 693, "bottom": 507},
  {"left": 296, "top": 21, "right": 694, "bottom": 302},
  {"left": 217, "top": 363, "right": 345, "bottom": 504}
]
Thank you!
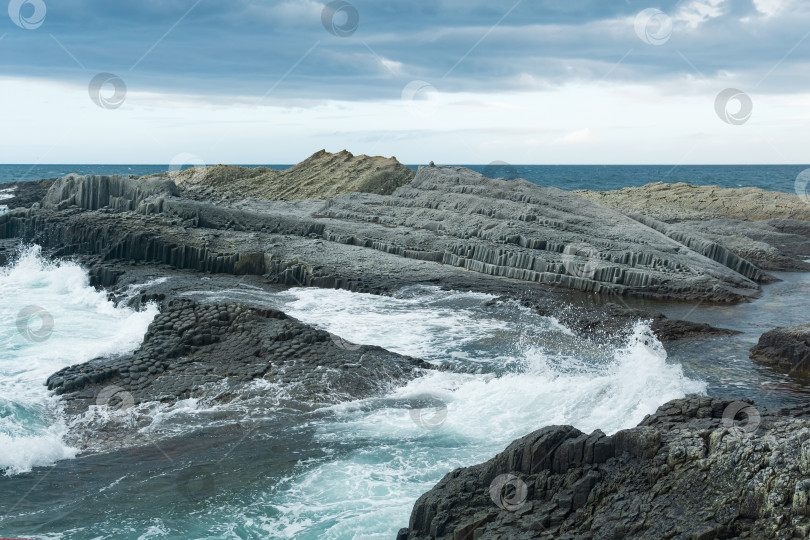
[
  {"left": 399, "top": 396, "right": 810, "bottom": 539},
  {"left": 751, "top": 323, "right": 810, "bottom": 374}
]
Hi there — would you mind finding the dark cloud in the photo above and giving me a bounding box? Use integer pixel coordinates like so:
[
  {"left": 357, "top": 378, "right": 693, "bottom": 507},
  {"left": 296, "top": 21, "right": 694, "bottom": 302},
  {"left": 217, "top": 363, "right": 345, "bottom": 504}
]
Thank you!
[{"left": 1, "top": 0, "right": 808, "bottom": 101}]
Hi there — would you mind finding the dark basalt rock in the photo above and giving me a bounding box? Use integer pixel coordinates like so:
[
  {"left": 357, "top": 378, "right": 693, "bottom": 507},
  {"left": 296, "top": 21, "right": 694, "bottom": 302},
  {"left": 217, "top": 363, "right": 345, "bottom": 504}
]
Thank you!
[
  {"left": 400, "top": 396, "right": 810, "bottom": 539},
  {"left": 751, "top": 323, "right": 810, "bottom": 374},
  {"left": 48, "top": 299, "right": 432, "bottom": 415},
  {"left": 0, "top": 177, "right": 57, "bottom": 211}
]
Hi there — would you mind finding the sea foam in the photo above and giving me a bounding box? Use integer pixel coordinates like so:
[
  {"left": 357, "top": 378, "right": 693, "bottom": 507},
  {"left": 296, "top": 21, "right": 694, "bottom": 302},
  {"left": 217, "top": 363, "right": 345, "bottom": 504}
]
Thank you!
[{"left": 0, "top": 246, "right": 158, "bottom": 475}]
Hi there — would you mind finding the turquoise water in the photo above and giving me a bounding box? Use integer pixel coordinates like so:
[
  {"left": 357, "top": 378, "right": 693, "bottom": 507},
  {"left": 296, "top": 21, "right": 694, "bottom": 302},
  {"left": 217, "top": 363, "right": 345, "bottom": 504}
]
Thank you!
[
  {"left": 2, "top": 245, "right": 810, "bottom": 538},
  {"left": 1, "top": 248, "right": 715, "bottom": 539},
  {"left": 1, "top": 164, "right": 808, "bottom": 193}
]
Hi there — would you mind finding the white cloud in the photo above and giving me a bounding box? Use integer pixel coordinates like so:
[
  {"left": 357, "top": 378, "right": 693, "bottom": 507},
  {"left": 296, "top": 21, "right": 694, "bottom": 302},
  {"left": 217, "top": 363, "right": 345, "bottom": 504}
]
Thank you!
[
  {"left": 752, "top": 0, "right": 788, "bottom": 18},
  {"left": 675, "top": 0, "right": 727, "bottom": 28},
  {"left": 1, "top": 77, "right": 808, "bottom": 165},
  {"left": 243, "top": 0, "right": 325, "bottom": 27},
  {"left": 553, "top": 128, "right": 594, "bottom": 145}
]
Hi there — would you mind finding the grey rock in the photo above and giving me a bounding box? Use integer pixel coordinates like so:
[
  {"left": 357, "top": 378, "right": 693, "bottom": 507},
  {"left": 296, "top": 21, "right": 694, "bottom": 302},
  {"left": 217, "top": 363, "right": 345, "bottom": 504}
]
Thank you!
[
  {"left": 48, "top": 298, "right": 431, "bottom": 449},
  {"left": 3, "top": 165, "right": 763, "bottom": 303}
]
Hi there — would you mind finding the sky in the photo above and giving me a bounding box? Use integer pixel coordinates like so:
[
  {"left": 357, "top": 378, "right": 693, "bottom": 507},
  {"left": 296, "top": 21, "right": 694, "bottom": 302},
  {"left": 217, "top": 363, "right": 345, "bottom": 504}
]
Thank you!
[{"left": 0, "top": 0, "right": 809, "bottom": 164}]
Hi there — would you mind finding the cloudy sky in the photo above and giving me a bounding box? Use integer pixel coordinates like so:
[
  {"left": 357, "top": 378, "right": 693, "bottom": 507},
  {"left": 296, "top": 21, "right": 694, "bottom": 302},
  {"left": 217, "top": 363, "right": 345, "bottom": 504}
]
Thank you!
[{"left": 1, "top": 0, "right": 808, "bottom": 164}]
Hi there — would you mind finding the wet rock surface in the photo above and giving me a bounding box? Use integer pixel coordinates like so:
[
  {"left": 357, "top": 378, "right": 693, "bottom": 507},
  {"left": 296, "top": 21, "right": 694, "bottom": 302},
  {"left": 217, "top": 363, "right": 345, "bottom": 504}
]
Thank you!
[
  {"left": 2, "top": 159, "right": 810, "bottom": 537},
  {"left": 399, "top": 396, "right": 810, "bottom": 539},
  {"left": 751, "top": 323, "right": 810, "bottom": 374},
  {"left": 47, "top": 298, "right": 431, "bottom": 417},
  {"left": 0, "top": 177, "right": 57, "bottom": 210}
]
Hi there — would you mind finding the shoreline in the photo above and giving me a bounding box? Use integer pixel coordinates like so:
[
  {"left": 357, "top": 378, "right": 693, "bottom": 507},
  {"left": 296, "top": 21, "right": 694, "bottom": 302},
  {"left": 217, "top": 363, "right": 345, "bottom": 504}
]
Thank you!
[{"left": 2, "top": 151, "right": 810, "bottom": 537}]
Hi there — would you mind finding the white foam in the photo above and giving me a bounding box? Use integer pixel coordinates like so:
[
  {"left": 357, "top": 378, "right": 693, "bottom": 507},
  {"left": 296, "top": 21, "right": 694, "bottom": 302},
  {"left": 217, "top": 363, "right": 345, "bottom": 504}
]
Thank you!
[
  {"left": 0, "top": 246, "right": 159, "bottom": 475},
  {"left": 278, "top": 285, "right": 569, "bottom": 365},
  {"left": 255, "top": 287, "right": 707, "bottom": 537}
]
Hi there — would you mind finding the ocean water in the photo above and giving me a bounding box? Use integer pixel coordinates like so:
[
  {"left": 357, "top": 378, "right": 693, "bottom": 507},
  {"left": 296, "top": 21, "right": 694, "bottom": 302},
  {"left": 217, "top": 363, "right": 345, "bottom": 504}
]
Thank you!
[
  {"left": 0, "top": 247, "right": 159, "bottom": 476},
  {"left": 2, "top": 247, "right": 810, "bottom": 538},
  {"left": 0, "top": 164, "right": 808, "bottom": 193}
]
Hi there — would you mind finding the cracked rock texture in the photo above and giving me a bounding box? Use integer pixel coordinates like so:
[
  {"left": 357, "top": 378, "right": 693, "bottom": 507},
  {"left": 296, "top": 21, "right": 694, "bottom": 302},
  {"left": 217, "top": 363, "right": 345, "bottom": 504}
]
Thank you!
[
  {"left": 399, "top": 396, "right": 810, "bottom": 539},
  {"left": 47, "top": 298, "right": 430, "bottom": 413}
]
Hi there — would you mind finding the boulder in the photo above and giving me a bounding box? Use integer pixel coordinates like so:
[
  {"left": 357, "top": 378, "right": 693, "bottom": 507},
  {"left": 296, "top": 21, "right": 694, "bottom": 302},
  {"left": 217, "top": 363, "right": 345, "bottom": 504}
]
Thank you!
[{"left": 751, "top": 323, "right": 810, "bottom": 374}]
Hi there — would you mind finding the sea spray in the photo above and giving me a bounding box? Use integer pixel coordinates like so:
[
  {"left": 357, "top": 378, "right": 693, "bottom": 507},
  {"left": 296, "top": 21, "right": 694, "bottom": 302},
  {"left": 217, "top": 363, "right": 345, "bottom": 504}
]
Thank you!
[
  {"left": 247, "top": 286, "right": 707, "bottom": 538},
  {"left": 0, "top": 246, "right": 159, "bottom": 475}
]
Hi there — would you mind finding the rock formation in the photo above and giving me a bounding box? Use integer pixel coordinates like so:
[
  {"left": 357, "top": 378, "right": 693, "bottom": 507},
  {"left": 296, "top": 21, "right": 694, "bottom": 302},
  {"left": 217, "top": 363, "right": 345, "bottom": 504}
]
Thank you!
[
  {"left": 399, "top": 396, "right": 810, "bottom": 539},
  {"left": 162, "top": 149, "right": 416, "bottom": 201},
  {"left": 3, "top": 155, "right": 810, "bottom": 539},
  {"left": 751, "top": 323, "right": 810, "bottom": 374},
  {"left": 0, "top": 164, "right": 765, "bottom": 304},
  {"left": 578, "top": 182, "right": 810, "bottom": 272}
]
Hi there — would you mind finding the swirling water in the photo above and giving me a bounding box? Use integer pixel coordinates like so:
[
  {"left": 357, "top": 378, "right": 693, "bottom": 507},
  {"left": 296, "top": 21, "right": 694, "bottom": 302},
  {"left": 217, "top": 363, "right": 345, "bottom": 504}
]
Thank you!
[{"left": 0, "top": 248, "right": 808, "bottom": 538}]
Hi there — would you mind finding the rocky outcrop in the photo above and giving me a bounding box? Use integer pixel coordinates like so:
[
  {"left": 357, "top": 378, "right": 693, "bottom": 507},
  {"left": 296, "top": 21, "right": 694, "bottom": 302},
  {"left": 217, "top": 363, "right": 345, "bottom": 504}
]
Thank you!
[
  {"left": 42, "top": 174, "right": 177, "bottom": 212},
  {"left": 578, "top": 182, "right": 810, "bottom": 272},
  {"left": 0, "top": 178, "right": 56, "bottom": 211},
  {"left": 627, "top": 213, "right": 763, "bottom": 282},
  {"left": 0, "top": 165, "right": 764, "bottom": 304},
  {"left": 166, "top": 149, "right": 416, "bottom": 201},
  {"left": 48, "top": 298, "right": 431, "bottom": 413},
  {"left": 578, "top": 182, "right": 810, "bottom": 223},
  {"left": 400, "top": 396, "right": 810, "bottom": 539},
  {"left": 751, "top": 323, "right": 810, "bottom": 374},
  {"left": 311, "top": 166, "right": 762, "bottom": 301}
]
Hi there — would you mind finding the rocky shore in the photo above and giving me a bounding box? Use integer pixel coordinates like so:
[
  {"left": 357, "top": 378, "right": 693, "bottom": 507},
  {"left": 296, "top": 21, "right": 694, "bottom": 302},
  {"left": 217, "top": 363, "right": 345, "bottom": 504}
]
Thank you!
[
  {"left": 399, "top": 396, "right": 810, "bottom": 539},
  {"left": 2, "top": 151, "right": 810, "bottom": 538}
]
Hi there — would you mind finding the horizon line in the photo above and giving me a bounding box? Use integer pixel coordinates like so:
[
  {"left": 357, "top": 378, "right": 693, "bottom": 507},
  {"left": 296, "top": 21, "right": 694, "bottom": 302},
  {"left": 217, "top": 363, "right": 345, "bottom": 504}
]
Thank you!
[{"left": 1, "top": 163, "right": 809, "bottom": 167}]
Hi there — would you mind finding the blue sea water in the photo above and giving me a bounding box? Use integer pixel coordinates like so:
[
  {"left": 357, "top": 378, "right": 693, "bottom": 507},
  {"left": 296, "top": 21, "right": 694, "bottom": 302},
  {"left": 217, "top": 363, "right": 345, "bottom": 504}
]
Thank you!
[{"left": 0, "top": 164, "right": 808, "bottom": 193}]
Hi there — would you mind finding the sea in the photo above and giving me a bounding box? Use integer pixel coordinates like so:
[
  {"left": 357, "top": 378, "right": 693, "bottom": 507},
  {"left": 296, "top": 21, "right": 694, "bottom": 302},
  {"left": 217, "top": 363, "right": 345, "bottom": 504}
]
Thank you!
[
  {"left": 1, "top": 165, "right": 810, "bottom": 539},
  {"left": 0, "top": 164, "right": 808, "bottom": 193}
]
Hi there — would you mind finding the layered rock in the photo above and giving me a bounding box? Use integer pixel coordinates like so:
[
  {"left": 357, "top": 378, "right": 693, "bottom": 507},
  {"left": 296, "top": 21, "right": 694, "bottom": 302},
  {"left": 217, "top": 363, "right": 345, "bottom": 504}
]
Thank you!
[
  {"left": 42, "top": 174, "right": 177, "bottom": 212},
  {"left": 751, "top": 323, "right": 810, "bottom": 374},
  {"left": 578, "top": 182, "right": 810, "bottom": 223},
  {"left": 0, "top": 164, "right": 765, "bottom": 304},
  {"left": 165, "top": 149, "right": 416, "bottom": 201},
  {"left": 578, "top": 182, "right": 810, "bottom": 271},
  {"left": 400, "top": 396, "right": 810, "bottom": 539}
]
